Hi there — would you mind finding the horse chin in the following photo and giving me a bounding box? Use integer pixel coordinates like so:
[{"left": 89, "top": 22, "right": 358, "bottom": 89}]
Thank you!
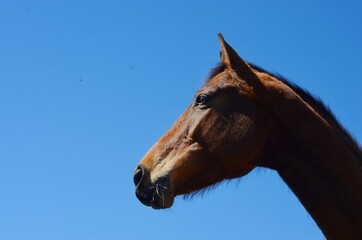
[
  {"left": 150, "top": 194, "right": 174, "bottom": 209},
  {"left": 135, "top": 177, "right": 175, "bottom": 209}
]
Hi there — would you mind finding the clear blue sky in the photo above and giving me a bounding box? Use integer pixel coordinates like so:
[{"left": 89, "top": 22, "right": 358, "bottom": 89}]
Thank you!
[{"left": 1, "top": 1, "right": 361, "bottom": 239}]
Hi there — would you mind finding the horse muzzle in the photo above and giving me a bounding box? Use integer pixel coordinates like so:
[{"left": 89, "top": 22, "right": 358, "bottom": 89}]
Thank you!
[{"left": 133, "top": 165, "right": 174, "bottom": 209}]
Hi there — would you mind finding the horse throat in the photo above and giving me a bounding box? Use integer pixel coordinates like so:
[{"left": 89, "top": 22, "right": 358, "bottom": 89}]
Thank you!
[{"left": 259, "top": 79, "right": 362, "bottom": 239}]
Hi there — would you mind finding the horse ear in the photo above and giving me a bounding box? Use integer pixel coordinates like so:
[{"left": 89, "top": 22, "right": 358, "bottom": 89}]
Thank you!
[{"left": 218, "top": 33, "right": 255, "bottom": 79}]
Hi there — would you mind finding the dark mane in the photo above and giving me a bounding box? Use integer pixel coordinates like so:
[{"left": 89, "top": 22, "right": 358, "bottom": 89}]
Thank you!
[
  {"left": 206, "top": 63, "right": 226, "bottom": 82},
  {"left": 249, "top": 63, "right": 362, "bottom": 156}
]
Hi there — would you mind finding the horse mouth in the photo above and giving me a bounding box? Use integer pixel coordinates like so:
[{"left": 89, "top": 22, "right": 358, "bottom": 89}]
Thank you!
[{"left": 135, "top": 179, "right": 174, "bottom": 209}]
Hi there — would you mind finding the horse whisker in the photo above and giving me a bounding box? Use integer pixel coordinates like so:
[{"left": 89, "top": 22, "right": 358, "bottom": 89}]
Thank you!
[
  {"left": 158, "top": 184, "right": 167, "bottom": 190},
  {"left": 155, "top": 185, "right": 164, "bottom": 199},
  {"left": 153, "top": 184, "right": 167, "bottom": 207}
]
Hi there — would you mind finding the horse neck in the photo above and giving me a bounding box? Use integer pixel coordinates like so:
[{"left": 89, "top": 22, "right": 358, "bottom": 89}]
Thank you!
[{"left": 259, "top": 78, "right": 362, "bottom": 239}]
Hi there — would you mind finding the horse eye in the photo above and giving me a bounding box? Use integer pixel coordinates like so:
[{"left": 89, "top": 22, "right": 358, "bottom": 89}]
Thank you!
[{"left": 195, "top": 94, "right": 208, "bottom": 106}]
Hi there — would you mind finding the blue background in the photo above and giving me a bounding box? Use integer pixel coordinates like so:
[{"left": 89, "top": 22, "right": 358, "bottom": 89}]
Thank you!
[{"left": 1, "top": 1, "right": 361, "bottom": 239}]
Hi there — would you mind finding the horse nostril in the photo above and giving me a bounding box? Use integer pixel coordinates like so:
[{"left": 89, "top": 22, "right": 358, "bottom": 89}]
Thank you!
[{"left": 133, "top": 166, "right": 144, "bottom": 187}]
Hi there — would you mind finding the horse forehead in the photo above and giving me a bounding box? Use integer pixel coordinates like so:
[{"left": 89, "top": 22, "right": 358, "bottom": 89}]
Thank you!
[
  {"left": 203, "top": 73, "right": 252, "bottom": 95},
  {"left": 203, "top": 72, "right": 237, "bottom": 89}
]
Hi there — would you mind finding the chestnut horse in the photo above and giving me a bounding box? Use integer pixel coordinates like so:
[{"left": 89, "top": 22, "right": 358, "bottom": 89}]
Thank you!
[{"left": 133, "top": 33, "right": 362, "bottom": 239}]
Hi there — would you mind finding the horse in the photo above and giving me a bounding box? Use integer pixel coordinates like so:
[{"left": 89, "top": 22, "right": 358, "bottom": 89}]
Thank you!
[{"left": 133, "top": 33, "right": 362, "bottom": 239}]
